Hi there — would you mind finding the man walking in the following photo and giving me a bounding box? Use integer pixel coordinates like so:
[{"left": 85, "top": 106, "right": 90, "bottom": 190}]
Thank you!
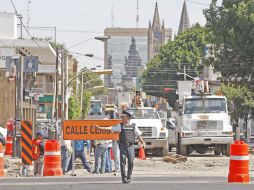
[
  {"left": 95, "top": 110, "right": 145, "bottom": 183},
  {"left": 60, "top": 135, "right": 72, "bottom": 174},
  {"left": 32, "top": 131, "right": 44, "bottom": 177},
  {"left": 67, "top": 140, "right": 91, "bottom": 173},
  {"left": 92, "top": 140, "right": 109, "bottom": 174}
]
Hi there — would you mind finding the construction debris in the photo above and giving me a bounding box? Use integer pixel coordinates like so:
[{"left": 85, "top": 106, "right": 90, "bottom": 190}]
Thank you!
[
  {"left": 249, "top": 147, "right": 254, "bottom": 154},
  {"left": 163, "top": 154, "right": 187, "bottom": 164}
]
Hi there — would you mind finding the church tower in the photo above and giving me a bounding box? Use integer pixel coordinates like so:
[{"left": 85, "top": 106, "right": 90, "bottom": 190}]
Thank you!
[
  {"left": 178, "top": 0, "right": 190, "bottom": 34},
  {"left": 148, "top": 2, "right": 167, "bottom": 61}
]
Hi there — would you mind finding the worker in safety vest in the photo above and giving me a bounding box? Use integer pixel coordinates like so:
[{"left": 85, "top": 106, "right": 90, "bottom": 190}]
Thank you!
[
  {"left": 32, "top": 131, "right": 44, "bottom": 176},
  {"left": 95, "top": 110, "right": 145, "bottom": 184}
]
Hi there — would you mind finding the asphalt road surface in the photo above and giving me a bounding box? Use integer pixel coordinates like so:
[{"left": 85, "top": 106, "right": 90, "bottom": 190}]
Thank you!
[{"left": 0, "top": 176, "right": 253, "bottom": 190}]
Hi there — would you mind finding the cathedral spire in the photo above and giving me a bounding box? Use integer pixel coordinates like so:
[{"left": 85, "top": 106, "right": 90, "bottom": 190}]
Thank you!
[
  {"left": 178, "top": 0, "right": 190, "bottom": 34},
  {"left": 152, "top": 2, "right": 161, "bottom": 29}
]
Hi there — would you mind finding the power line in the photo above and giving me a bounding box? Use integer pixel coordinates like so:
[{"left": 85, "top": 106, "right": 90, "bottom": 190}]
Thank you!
[
  {"left": 9, "top": 0, "right": 50, "bottom": 52},
  {"left": 21, "top": 26, "right": 102, "bottom": 34},
  {"left": 185, "top": 0, "right": 210, "bottom": 7}
]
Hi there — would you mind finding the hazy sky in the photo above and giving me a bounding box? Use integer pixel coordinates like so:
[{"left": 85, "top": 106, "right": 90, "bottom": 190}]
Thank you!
[{"left": 1, "top": 0, "right": 213, "bottom": 69}]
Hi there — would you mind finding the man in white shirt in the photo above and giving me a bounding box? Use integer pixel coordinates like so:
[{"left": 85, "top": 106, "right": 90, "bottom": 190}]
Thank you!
[{"left": 95, "top": 110, "right": 145, "bottom": 184}]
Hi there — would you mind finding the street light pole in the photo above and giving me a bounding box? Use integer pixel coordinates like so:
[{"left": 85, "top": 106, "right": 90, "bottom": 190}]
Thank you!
[{"left": 55, "top": 48, "right": 59, "bottom": 140}]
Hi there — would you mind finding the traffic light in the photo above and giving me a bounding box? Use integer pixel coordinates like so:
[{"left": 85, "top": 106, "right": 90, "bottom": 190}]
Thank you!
[{"left": 163, "top": 88, "right": 172, "bottom": 92}]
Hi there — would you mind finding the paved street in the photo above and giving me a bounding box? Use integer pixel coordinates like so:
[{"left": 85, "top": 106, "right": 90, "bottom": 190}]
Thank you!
[{"left": 0, "top": 176, "right": 253, "bottom": 190}]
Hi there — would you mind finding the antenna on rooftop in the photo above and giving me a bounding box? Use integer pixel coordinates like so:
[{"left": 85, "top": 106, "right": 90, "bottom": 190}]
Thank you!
[
  {"left": 26, "top": 0, "right": 31, "bottom": 35},
  {"left": 111, "top": 5, "right": 115, "bottom": 27},
  {"left": 136, "top": 0, "right": 139, "bottom": 28}
]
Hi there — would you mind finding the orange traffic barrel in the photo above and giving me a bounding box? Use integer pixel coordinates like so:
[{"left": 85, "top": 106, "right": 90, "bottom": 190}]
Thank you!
[
  {"left": 0, "top": 143, "right": 5, "bottom": 176},
  {"left": 43, "top": 140, "right": 63, "bottom": 176},
  {"left": 5, "top": 136, "right": 12, "bottom": 156},
  {"left": 228, "top": 141, "right": 249, "bottom": 183},
  {"left": 138, "top": 146, "right": 146, "bottom": 160}
]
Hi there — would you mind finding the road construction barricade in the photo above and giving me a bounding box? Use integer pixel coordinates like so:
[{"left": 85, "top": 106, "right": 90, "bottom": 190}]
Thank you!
[
  {"left": 0, "top": 143, "right": 5, "bottom": 176},
  {"left": 5, "top": 136, "right": 12, "bottom": 156},
  {"left": 228, "top": 141, "right": 249, "bottom": 183},
  {"left": 43, "top": 140, "right": 63, "bottom": 176}
]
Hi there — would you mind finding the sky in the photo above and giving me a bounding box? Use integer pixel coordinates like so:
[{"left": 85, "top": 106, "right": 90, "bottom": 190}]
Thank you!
[{"left": 1, "top": 0, "right": 213, "bottom": 69}]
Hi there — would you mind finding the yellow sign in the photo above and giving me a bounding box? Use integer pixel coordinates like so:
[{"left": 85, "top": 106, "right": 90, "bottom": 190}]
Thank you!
[{"left": 63, "top": 120, "right": 121, "bottom": 140}]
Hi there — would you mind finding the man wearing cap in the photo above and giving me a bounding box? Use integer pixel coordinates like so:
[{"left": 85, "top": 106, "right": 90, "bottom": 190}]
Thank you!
[
  {"left": 32, "top": 131, "right": 44, "bottom": 176},
  {"left": 95, "top": 110, "right": 145, "bottom": 183}
]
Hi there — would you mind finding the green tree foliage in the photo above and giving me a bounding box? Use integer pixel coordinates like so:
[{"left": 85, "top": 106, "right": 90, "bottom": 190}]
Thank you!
[
  {"left": 68, "top": 69, "right": 106, "bottom": 118},
  {"left": 221, "top": 84, "right": 254, "bottom": 123},
  {"left": 204, "top": 0, "right": 254, "bottom": 87},
  {"left": 68, "top": 96, "right": 81, "bottom": 119},
  {"left": 204, "top": 0, "right": 254, "bottom": 118},
  {"left": 82, "top": 91, "right": 93, "bottom": 117},
  {"left": 142, "top": 24, "right": 209, "bottom": 105}
]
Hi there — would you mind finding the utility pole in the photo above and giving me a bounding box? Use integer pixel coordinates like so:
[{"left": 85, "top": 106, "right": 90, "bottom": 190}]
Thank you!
[
  {"left": 64, "top": 54, "right": 68, "bottom": 120},
  {"left": 61, "top": 51, "right": 65, "bottom": 129},
  {"left": 183, "top": 65, "right": 186, "bottom": 81},
  {"left": 80, "top": 74, "right": 84, "bottom": 118},
  {"left": 55, "top": 48, "right": 59, "bottom": 140}
]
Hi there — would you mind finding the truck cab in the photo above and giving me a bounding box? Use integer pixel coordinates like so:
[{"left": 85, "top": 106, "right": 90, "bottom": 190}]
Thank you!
[
  {"left": 126, "top": 107, "right": 168, "bottom": 156},
  {"left": 89, "top": 100, "right": 102, "bottom": 115},
  {"left": 176, "top": 95, "right": 233, "bottom": 156}
]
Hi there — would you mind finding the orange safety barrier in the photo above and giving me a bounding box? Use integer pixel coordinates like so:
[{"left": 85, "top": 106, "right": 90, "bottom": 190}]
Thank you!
[
  {"left": 138, "top": 146, "right": 146, "bottom": 160},
  {"left": 0, "top": 143, "right": 5, "bottom": 176},
  {"left": 5, "top": 136, "right": 12, "bottom": 156},
  {"left": 43, "top": 140, "right": 63, "bottom": 176},
  {"left": 228, "top": 141, "right": 249, "bottom": 183}
]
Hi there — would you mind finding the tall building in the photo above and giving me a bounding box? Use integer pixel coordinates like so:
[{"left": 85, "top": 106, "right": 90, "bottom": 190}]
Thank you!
[
  {"left": 148, "top": 2, "right": 172, "bottom": 60},
  {"left": 178, "top": 0, "right": 190, "bottom": 34},
  {"left": 104, "top": 2, "right": 172, "bottom": 90},
  {"left": 104, "top": 28, "right": 148, "bottom": 89}
]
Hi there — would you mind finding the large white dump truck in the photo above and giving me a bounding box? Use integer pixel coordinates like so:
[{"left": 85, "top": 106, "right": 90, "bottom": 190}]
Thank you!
[{"left": 176, "top": 92, "right": 233, "bottom": 156}]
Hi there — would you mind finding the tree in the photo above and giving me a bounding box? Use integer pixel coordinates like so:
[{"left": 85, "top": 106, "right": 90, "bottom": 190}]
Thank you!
[
  {"left": 204, "top": 0, "right": 254, "bottom": 87},
  {"left": 204, "top": 0, "right": 254, "bottom": 118},
  {"left": 68, "top": 96, "right": 81, "bottom": 119},
  {"left": 221, "top": 84, "right": 254, "bottom": 123},
  {"left": 142, "top": 24, "right": 209, "bottom": 106},
  {"left": 68, "top": 70, "right": 106, "bottom": 118}
]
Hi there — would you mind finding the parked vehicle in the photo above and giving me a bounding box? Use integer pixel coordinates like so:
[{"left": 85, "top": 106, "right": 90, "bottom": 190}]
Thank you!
[
  {"left": 89, "top": 100, "right": 102, "bottom": 115},
  {"left": 126, "top": 107, "right": 168, "bottom": 156},
  {"left": 105, "top": 104, "right": 117, "bottom": 115},
  {"left": 175, "top": 81, "right": 233, "bottom": 156}
]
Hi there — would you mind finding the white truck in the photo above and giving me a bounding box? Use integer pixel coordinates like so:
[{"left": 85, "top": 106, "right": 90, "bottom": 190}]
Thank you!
[
  {"left": 126, "top": 107, "right": 168, "bottom": 156},
  {"left": 175, "top": 94, "right": 233, "bottom": 156}
]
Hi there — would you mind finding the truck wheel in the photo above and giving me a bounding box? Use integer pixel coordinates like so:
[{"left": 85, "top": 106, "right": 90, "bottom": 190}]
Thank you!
[
  {"left": 221, "top": 144, "right": 230, "bottom": 156},
  {"left": 214, "top": 149, "right": 221, "bottom": 156},
  {"left": 162, "top": 147, "right": 168, "bottom": 156},
  {"left": 180, "top": 144, "right": 187, "bottom": 156},
  {"left": 176, "top": 143, "right": 180, "bottom": 154},
  {"left": 214, "top": 145, "right": 222, "bottom": 156}
]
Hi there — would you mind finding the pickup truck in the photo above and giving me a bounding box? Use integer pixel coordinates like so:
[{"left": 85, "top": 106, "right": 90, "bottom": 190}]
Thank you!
[{"left": 126, "top": 107, "right": 168, "bottom": 156}]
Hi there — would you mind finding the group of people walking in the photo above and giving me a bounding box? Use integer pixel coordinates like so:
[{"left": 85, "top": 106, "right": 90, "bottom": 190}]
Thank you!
[{"left": 33, "top": 110, "right": 145, "bottom": 184}]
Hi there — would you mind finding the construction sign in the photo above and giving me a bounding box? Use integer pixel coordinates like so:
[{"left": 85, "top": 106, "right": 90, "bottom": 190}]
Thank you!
[
  {"left": 63, "top": 120, "right": 121, "bottom": 140},
  {"left": 21, "top": 121, "right": 33, "bottom": 165}
]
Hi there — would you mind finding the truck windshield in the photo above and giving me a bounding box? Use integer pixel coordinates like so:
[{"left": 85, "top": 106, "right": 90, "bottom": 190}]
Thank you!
[
  {"left": 184, "top": 98, "right": 227, "bottom": 114},
  {"left": 126, "top": 109, "right": 160, "bottom": 119}
]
